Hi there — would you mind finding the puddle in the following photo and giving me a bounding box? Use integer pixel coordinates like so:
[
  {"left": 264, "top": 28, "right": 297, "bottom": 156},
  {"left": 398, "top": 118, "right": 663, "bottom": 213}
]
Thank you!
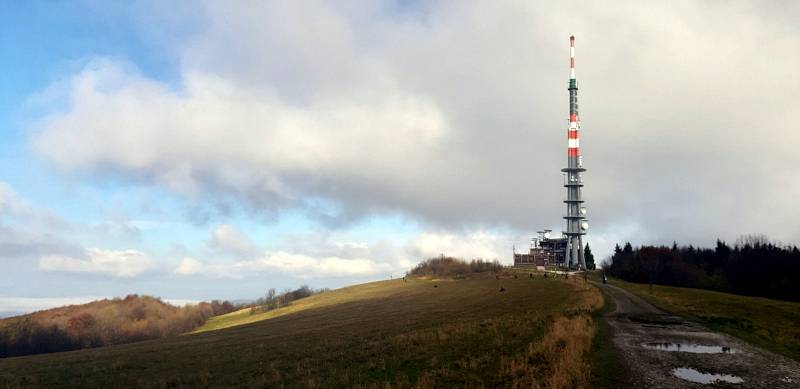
[
  {"left": 643, "top": 342, "right": 735, "bottom": 354},
  {"left": 672, "top": 367, "right": 743, "bottom": 384}
]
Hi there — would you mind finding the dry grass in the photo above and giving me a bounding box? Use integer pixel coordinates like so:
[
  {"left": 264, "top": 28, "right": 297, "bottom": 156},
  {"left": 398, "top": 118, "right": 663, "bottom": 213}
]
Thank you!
[
  {"left": 498, "top": 315, "right": 595, "bottom": 388},
  {"left": 498, "top": 279, "right": 601, "bottom": 389}
]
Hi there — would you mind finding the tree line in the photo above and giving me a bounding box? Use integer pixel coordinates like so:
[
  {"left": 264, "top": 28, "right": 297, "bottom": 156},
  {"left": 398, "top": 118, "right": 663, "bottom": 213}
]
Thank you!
[{"left": 605, "top": 235, "right": 800, "bottom": 302}]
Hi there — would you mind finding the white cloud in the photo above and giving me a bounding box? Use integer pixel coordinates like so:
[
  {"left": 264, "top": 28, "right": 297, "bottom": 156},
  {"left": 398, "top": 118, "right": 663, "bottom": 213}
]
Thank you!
[
  {"left": 39, "top": 248, "right": 156, "bottom": 278},
  {"left": 175, "top": 228, "right": 511, "bottom": 279},
  {"left": 242, "top": 252, "right": 387, "bottom": 278},
  {"left": 174, "top": 252, "right": 387, "bottom": 279},
  {"left": 32, "top": 58, "right": 447, "bottom": 203},
  {"left": 174, "top": 257, "right": 206, "bottom": 276},
  {"left": 209, "top": 224, "right": 257, "bottom": 256},
  {"left": 409, "top": 231, "right": 505, "bottom": 261},
  {"left": 0, "top": 182, "right": 29, "bottom": 217}
]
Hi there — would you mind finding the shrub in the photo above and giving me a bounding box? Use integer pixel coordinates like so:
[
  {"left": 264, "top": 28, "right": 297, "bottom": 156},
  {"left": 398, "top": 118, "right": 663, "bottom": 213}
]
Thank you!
[{"left": 408, "top": 257, "right": 503, "bottom": 277}]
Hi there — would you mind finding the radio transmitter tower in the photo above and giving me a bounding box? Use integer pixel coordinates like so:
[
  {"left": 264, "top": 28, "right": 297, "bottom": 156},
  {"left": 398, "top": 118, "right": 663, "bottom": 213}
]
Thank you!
[{"left": 562, "top": 35, "right": 588, "bottom": 269}]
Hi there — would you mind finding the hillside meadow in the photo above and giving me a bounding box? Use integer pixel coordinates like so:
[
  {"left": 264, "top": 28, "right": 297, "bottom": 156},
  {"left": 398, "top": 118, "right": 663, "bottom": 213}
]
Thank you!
[{"left": 0, "top": 273, "right": 602, "bottom": 388}]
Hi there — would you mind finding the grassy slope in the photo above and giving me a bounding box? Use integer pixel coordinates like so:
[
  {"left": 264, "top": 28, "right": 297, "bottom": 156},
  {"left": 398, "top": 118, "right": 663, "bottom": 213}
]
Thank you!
[
  {"left": 194, "top": 279, "right": 409, "bottom": 333},
  {"left": 0, "top": 275, "right": 601, "bottom": 388},
  {"left": 610, "top": 278, "right": 800, "bottom": 361}
]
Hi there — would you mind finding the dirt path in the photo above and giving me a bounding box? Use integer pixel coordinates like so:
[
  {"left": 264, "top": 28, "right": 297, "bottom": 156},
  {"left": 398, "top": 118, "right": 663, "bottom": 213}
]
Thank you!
[{"left": 599, "top": 282, "right": 800, "bottom": 388}]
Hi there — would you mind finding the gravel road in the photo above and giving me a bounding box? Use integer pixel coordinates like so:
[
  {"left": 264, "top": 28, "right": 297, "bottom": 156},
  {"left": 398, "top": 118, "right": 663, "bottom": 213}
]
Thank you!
[{"left": 599, "top": 282, "right": 800, "bottom": 388}]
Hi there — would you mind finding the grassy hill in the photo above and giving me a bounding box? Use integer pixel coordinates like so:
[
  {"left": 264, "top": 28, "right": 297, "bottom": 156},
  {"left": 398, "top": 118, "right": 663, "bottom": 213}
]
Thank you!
[{"left": 0, "top": 274, "right": 601, "bottom": 388}]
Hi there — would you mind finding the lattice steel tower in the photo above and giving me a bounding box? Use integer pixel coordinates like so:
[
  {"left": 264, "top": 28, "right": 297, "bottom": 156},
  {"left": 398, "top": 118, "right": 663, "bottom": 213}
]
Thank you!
[{"left": 561, "top": 35, "right": 588, "bottom": 269}]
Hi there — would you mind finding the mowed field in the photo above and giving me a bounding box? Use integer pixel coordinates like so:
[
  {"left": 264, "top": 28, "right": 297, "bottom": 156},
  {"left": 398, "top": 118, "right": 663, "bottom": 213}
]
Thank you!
[
  {"left": 609, "top": 277, "right": 800, "bottom": 361},
  {"left": 0, "top": 274, "right": 601, "bottom": 388}
]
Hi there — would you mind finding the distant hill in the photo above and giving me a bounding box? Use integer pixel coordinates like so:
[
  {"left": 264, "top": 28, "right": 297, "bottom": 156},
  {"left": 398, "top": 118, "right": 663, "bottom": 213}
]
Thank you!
[{"left": 0, "top": 295, "right": 235, "bottom": 358}]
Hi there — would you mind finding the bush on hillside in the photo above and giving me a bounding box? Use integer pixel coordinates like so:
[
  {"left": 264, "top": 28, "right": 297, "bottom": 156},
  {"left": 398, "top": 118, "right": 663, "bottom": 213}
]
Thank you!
[
  {"left": 408, "top": 256, "right": 503, "bottom": 277},
  {"left": 0, "top": 295, "right": 237, "bottom": 358}
]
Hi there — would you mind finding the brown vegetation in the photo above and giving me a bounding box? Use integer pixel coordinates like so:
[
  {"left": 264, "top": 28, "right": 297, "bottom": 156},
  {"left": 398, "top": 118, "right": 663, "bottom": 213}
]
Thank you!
[
  {"left": 497, "top": 279, "right": 602, "bottom": 389},
  {"left": 408, "top": 256, "right": 503, "bottom": 277},
  {"left": 0, "top": 295, "right": 235, "bottom": 358},
  {"left": 499, "top": 315, "right": 596, "bottom": 388}
]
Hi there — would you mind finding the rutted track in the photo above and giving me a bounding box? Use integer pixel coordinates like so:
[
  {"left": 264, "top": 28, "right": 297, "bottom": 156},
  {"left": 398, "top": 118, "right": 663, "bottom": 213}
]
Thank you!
[{"left": 599, "top": 282, "right": 800, "bottom": 388}]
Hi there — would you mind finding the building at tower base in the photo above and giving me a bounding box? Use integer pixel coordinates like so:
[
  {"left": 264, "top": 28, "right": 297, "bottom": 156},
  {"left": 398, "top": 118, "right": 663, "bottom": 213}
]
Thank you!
[{"left": 513, "top": 230, "right": 567, "bottom": 267}]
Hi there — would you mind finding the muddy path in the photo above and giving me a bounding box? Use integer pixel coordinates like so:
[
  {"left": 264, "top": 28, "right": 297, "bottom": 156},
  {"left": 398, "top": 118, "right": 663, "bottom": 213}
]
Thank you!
[{"left": 598, "top": 282, "right": 800, "bottom": 388}]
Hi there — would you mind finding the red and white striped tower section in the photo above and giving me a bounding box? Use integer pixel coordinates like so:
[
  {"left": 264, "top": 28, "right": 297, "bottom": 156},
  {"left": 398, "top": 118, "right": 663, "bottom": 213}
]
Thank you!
[{"left": 561, "top": 35, "right": 588, "bottom": 270}]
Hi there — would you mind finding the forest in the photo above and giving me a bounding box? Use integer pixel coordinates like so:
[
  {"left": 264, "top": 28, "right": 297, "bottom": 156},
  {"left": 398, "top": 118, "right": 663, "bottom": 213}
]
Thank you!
[{"left": 605, "top": 235, "right": 800, "bottom": 302}]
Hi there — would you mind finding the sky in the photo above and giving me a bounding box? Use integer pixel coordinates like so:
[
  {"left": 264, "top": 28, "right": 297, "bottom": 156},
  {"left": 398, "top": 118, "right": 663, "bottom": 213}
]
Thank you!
[{"left": 1, "top": 0, "right": 798, "bottom": 313}]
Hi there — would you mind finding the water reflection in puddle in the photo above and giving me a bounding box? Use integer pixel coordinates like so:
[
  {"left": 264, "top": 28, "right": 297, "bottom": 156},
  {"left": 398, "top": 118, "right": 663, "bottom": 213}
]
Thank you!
[
  {"left": 672, "top": 367, "right": 743, "bottom": 384},
  {"left": 643, "top": 342, "right": 735, "bottom": 354}
]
